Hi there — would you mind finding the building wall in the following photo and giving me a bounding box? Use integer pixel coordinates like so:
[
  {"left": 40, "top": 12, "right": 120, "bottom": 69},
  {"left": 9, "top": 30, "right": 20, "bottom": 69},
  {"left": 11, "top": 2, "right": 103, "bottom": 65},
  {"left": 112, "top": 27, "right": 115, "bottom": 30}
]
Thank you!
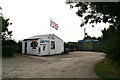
[
  {"left": 22, "top": 41, "right": 25, "bottom": 54},
  {"left": 39, "top": 40, "right": 49, "bottom": 55},
  {"left": 27, "top": 40, "right": 38, "bottom": 55},
  {"left": 78, "top": 41, "right": 99, "bottom": 51},
  {"left": 82, "top": 42, "right": 93, "bottom": 51},
  {"left": 54, "top": 36, "right": 64, "bottom": 54},
  {"left": 93, "top": 42, "right": 99, "bottom": 51},
  {"left": 22, "top": 40, "right": 39, "bottom": 55},
  {"left": 49, "top": 34, "right": 64, "bottom": 55},
  {"left": 22, "top": 34, "right": 64, "bottom": 56}
]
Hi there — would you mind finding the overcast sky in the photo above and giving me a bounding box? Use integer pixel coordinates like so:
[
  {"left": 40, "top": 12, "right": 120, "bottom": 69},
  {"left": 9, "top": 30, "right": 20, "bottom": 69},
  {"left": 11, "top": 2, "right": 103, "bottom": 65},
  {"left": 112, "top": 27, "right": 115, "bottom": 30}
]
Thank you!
[{"left": 1, "top": 0, "right": 109, "bottom": 42}]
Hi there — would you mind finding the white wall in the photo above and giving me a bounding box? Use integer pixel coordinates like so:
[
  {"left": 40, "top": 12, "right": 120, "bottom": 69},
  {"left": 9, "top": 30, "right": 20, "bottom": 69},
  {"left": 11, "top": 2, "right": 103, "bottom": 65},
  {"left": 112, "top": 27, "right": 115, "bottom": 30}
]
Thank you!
[
  {"left": 38, "top": 39, "right": 49, "bottom": 56},
  {"left": 22, "top": 40, "right": 39, "bottom": 55},
  {"left": 49, "top": 35, "right": 64, "bottom": 55},
  {"left": 55, "top": 36, "right": 64, "bottom": 54},
  {"left": 22, "top": 41, "right": 25, "bottom": 54},
  {"left": 27, "top": 40, "right": 37, "bottom": 55},
  {"left": 22, "top": 34, "right": 64, "bottom": 56}
]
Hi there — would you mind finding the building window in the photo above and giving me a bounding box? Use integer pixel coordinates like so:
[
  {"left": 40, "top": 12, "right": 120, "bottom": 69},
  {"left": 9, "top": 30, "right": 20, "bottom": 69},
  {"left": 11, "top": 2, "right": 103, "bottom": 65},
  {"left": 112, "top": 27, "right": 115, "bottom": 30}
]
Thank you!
[
  {"left": 31, "top": 42, "right": 38, "bottom": 49},
  {"left": 51, "top": 41, "right": 55, "bottom": 50}
]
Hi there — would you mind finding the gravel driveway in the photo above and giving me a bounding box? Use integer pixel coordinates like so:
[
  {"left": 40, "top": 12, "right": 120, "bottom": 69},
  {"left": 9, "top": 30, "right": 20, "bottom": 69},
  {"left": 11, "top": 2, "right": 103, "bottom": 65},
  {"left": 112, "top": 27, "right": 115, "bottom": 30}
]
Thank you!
[{"left": 2, "top": 51, "right": 104, "bottom": 78}]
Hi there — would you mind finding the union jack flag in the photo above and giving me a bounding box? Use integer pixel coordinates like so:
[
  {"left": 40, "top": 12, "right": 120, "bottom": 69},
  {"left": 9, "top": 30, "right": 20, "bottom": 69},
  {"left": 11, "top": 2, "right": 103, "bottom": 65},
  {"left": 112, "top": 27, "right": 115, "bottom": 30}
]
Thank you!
[{"left": 50, "top": 19, "right": 59, "bottom": 30}]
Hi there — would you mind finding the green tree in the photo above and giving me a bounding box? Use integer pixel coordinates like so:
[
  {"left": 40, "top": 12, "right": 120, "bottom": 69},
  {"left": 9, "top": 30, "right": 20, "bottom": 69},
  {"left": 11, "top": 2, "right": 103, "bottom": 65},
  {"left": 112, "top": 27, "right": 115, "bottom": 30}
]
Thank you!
[
  {"left": 66, "top": 1, "right": 120, "bottom": 62},
  {"left": 1, "top": 7, "right": 16, "bottom": 57},
  {"left": 0, "top": 7, "right": 12, "bottom": 41},
  {"left": 67, "top": 42, "right": 78, "bottom": 51},
  {"left": 1, "top": 16, "right": 12, "bottom": 41},
  {"left": 84, "top": 35, "right": 92, "bottom": 40}
]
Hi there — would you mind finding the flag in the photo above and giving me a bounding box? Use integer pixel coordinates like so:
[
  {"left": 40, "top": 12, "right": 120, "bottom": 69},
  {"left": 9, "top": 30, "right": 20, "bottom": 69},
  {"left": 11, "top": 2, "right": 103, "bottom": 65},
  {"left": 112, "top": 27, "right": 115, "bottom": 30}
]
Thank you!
[{"left": 50, "top": 19, "right": 59, "bottom": 30}]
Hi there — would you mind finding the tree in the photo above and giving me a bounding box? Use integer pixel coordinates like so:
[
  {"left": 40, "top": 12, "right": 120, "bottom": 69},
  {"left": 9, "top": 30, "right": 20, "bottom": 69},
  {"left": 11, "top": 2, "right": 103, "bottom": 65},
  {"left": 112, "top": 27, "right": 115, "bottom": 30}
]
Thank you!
[
  {"left": 1, "top": 16, "right": 12, "bottom": 41},
  {"left": 1, "top": 7, "right": 16, "bottom": 57},
  {"left": 67, "top": 42, "right": 78, "bottom": 51},
  {"left": 0, "top": 7, "right": 12, "bottom": 41},
  {"left": 66, "top": 1, "right": 120, "bottom": 62},
  {"left": 84, "top": 35, "right": 91, "bottom": 40}
]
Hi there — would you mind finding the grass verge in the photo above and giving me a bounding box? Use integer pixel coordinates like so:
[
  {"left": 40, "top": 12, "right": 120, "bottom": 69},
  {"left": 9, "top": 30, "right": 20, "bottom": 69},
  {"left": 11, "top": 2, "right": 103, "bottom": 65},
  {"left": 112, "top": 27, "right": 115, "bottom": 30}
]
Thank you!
[{"left": 94, "top": 58, "right": 120, "bottom": 80}]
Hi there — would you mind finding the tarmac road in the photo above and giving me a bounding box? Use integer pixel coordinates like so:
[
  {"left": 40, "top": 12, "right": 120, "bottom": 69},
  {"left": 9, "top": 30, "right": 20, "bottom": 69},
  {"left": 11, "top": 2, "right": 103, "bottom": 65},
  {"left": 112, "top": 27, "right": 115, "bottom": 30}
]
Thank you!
[{"left": 2, "top": 51, "right": 104, "bottom": 78}]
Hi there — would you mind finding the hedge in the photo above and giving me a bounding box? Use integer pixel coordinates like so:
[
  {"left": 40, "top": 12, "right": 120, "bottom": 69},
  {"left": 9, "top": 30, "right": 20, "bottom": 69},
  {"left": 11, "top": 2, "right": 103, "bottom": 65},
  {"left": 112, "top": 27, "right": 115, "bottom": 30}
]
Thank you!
[{"left": 2, "top": 46, "right": 13, "bottom": 57}]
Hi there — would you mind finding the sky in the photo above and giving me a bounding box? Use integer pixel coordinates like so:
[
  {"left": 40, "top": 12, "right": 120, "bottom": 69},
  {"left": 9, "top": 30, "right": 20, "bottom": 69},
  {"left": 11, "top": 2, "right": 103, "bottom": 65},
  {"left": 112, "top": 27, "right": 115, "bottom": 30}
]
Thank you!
[{"left": 1, "top": 0, "right": 109, "bottom": 42}]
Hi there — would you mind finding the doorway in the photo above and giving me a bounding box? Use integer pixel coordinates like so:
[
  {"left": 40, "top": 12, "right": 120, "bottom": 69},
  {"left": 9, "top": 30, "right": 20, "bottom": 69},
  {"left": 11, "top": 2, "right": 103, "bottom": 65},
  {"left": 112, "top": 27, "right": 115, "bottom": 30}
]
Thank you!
[{"left": 25, "top": 42, "right": 27, "bottom": 54}]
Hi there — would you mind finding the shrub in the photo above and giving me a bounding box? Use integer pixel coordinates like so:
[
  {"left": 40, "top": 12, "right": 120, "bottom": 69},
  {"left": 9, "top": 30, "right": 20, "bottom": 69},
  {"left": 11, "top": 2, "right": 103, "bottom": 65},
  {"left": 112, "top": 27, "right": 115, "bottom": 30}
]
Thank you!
[
  {"left": 95, "top": 58, "right": 120, "bottom": 80},
  {"left": 2, "top": 46, "right": 13, "bottom": 57}
]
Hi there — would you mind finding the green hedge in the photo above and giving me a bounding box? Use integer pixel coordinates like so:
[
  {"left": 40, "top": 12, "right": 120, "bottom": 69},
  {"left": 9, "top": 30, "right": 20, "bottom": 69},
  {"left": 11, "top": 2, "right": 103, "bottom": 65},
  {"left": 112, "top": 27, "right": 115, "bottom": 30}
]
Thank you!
[{"left": 2, "top": 46, "right": 13, "bottom": 57}]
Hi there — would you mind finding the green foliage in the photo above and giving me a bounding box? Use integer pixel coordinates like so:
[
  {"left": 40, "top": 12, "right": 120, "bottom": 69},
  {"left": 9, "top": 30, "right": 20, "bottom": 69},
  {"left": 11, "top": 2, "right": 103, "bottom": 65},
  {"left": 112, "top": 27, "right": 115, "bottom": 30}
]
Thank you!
[
  {"left": 70, "top": 2, "right": 120, "bottom": 27},
  {"left": 84, "top": 35, "right": 92, "bottom": 40},
  {"left": 2, "top": 46, "right": 14, "bottom": 57},
  {"left": 2, "top": 39, "right": 16, "bottom": 46},
  {"left": 1, "top": 8, "right": 22, "bottom": 56},
  {"left": 101, "top": 24, "right": 120, "bottom": 62},
  {"left": 95, "top": 58, "right": 120, "bottom": 79},
  {"left": 0, "top": 16, "right": 12, "bottom": 40},
  {"left": 66, "top": 2, "right": 120, "bottom": 63},
  {"left": 64, "top": 42, "right": 78, "bottom": 51},
  {"left": 2, "top": 39, "right": 22, "bottom": 57}
]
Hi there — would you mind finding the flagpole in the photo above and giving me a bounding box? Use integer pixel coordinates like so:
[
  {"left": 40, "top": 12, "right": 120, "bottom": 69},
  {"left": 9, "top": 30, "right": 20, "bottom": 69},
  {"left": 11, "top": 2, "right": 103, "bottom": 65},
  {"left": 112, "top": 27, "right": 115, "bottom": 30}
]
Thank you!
[
  {"left": 49, "top": 18, "right": 52, "bottom": 55},
  {"left": 49, "top": 18, "right": 58, "bottom": 55},
  {"left": 50, "top": 18, "right": 51, "bottom": 35}
]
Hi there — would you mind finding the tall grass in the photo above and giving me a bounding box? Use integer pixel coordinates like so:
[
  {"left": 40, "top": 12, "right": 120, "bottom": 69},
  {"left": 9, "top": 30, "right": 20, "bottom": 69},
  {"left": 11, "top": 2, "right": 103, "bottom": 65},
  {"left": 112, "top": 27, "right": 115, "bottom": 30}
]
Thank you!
[{"left": 94, "top": 58, "right": 120, "bottom": 80}]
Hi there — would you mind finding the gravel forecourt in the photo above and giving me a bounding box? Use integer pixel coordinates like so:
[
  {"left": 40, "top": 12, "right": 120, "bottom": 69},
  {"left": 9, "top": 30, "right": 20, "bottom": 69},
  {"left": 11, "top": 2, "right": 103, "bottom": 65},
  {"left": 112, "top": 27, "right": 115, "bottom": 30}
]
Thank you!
[{"left": 2, "top": 51, "right": 104, "bottom": 78}]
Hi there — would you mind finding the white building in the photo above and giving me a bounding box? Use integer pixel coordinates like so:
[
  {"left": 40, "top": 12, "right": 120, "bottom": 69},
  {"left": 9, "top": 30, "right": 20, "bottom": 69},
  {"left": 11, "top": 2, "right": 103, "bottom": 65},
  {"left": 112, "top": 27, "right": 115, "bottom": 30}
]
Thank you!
[{"left": 22, "top": 34, "right": 64, "bottom": 56}]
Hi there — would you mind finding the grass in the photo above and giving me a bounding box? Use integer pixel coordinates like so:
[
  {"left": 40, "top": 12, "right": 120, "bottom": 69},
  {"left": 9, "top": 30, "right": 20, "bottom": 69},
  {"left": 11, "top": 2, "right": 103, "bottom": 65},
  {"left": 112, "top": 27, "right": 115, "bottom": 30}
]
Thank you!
[{"left": 94, "top": 58, "right": 120, "bottom": 80}]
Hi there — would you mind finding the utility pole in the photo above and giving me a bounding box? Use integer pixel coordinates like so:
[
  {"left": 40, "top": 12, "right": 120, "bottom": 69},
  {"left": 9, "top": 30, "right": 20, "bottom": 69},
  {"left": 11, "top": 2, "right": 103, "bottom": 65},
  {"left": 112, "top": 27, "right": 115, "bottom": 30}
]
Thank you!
[{"left": 84, "top": 28, "right": 87, "bottom": 38}]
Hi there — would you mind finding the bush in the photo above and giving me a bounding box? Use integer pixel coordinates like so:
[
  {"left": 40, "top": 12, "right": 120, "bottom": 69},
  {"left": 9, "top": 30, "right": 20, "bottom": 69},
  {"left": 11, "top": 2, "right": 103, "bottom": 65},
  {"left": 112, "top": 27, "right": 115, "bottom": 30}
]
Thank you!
[
  {"left": 2, "top": 46, "right": 14, "bottom": 57},
  {"left": 94, "top": 58, "right": 120, "bottom": 80}
]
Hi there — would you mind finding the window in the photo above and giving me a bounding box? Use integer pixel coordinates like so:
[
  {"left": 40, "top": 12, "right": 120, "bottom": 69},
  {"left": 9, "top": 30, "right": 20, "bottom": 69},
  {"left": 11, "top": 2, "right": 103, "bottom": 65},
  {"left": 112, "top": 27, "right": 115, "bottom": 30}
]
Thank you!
[
  {"left": 51, "top": 41, "right": 55, "bottom": 50},
  {"left": 31, "top": 42, "right": 38, "bottom": 49},
  {"left": 40, "top": 40, "right": 49, "bottom": 43}
]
